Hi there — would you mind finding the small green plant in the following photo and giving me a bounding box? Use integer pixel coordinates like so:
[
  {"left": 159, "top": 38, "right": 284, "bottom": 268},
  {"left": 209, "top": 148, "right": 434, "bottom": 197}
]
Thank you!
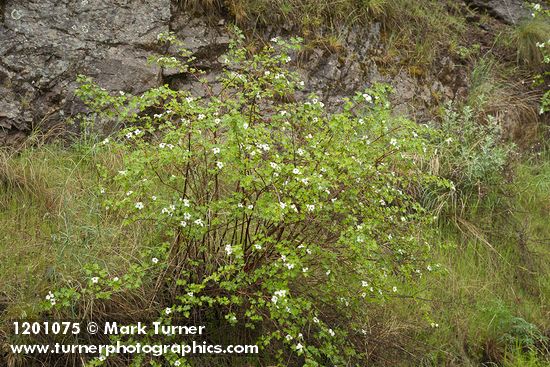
[
  {"left": 431, "top": 104, "right": 514, "bottom": 208},
  {"left": 56, "top": 31, "right": 449, "bottom": 366}
]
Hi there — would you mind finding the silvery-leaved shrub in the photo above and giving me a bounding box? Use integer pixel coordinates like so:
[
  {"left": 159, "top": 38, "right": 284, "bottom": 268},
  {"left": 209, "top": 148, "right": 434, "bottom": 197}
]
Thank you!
[{"left": 65, "top": 30, "right": 448, "bottom": 366}]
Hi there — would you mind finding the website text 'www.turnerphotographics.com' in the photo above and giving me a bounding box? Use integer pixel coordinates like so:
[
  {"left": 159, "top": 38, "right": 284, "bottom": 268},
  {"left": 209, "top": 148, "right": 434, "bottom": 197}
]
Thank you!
[{"left": 9, "top": 321, "right": 259, "bottom": 359}]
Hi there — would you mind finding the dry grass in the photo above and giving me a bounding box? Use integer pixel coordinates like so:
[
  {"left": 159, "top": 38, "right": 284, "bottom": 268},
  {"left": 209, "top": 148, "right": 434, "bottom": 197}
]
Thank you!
[
  {"left": 178, "top": 0, "right": 467, "bottom": 68},
  {"left": 467, "top": 57, "right": 542, "bottom": 147}
]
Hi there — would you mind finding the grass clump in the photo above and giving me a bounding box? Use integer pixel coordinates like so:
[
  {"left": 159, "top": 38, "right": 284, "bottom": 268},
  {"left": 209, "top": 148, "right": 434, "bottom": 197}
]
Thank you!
[{"left": 508, "top": 17, "right": 550, "bottom": 68}]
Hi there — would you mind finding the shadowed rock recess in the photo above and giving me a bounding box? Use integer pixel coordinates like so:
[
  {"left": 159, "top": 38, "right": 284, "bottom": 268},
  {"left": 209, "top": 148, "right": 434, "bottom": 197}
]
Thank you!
[{"left": 0, "top": 0, "right": 528, "bottom": 145}]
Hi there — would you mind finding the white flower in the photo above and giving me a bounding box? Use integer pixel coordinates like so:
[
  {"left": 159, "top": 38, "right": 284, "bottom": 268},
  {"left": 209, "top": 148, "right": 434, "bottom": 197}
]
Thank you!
[
  {"left": 152, "top": 257, "right": 159, "bottom": 264},
  {"left": 292, "top": 168, "right": 301, "bottom": 175},
  {"left": 91, "top": 277, "right": 99, "bottom": 284},
  {"left": 225, "top": 244, "right": 233, "bottom": 255},
  {"left": 194, "top": 219, "right": 204, "bottom": 227},
  {"left": 174, "top": 361, "right": 181, "bottom": 366},
  {"left": 126, "top": 191, "right": 133, "bottom": 196},
  {"left": 286, "top": 263, "right": 295, "bottom": 270},
  {"left": 302, "top": 267, "right": 308, "bottom": 273},
  {"left": 165, "top": 308, "right": 172, "bottom": 315},
  {"left": 135, "top": 202, "right": 144, "bottom": 210},
  {"left": 214, "top": 118, "right": 221, "bottom": 124},
  {"left": 216, "top": 161, "right": 224, "bottom": 169},
  {"left": 134, "top": 129, "right": 142, "bottom": 135},
  {"left": 238, "top": 203, "right": 244, "bottom": 208},
  {"left": 363, "top": 93, "right": 372, "bottom": 102},
  {"left": 125, "top": 132, "right": 133, "bottom": 139},
  {"left": 301, "top": 178, "right": 309, "bottom": 185},
  {"left": 247, "top": 204, "right": 254, "bottom": 210},
  {"left": 197, "top": 114, "right": 205, "bottom": 120},
  {"left": 328, "top": 329, "right": 335, "bottom": 336},
  {"left": 296, "top": 148, "right": 304, "bottom": 156},
  {"left": 102, "top": 138, "right": 110, "bottom": 145},
  {"left": 243, "top": 122, "right": 249, "bottom": 129},
  {"left": 182, "top": 199, "right": 190, "bottom": 207},
  {"left": 296, "top": 343, "right": 304, "bottom": 352},
  {"left": 393, "top": 286, "right": 398, "bottom": 292},
  {"left": 180, "top": 221, "right": 187, "bottom": 227},
  {"left": 427, "top": 265, "right": 433, "bottom": 271},
  {"left": 274, "top": 289, "right": 287, "bottom": 297},
  {"left": 362, "top": 281, "right": 368, "bottom": 287},
  {"left": 306, "top": 204, "right": 315, "bottom": 212},
  {"left": 286, "top": 334, "right": 293, "bottom": 341},
  {"left": 313, "top": 317, "right": 319, "bottom": 324},
  {"left": 279, "top": 202, "right": 287, "bottom": 209},
  {"left": 100, "top": 188, "right": 106, "bottom": 194},
  {"left": 212, "top": 147, "right": 221, "bottom": 154},
  {"left": 271, "top": 37, "right": 279, "bottom": 42},
  {"left": 151, "top": 196, "right": 157, "bottom": 201},
  {"left": 270, "top": 162, "right": 279, "bottom": 170},
  {"left": 306, "top": 249, "right": 312, "bottom": 255},
  {"left": 254, "top": 244, "right": 262, "bottom": 250},
  {"left": 113, "top": 277, "right": 119, "bottom": 282}
]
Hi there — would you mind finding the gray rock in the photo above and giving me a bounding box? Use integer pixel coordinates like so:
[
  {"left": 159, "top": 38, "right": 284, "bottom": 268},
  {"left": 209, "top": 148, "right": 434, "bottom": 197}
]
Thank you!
[
  {"left": 0, "top": 0, "right": 169, "bottom": 144},
  {"left": 467, "top": 0, "right": 530, "bottom": 24},
  {"left": 0, "top": 1, "right": 465, "bottom": 144}
]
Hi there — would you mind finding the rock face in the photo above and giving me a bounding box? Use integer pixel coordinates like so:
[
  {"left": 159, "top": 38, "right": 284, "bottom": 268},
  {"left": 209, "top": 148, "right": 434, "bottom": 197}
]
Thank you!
[
  {"left": 0, "top": 0, "right": 170, "bottom": 144},
  {"left": 0, "top": 0, "right": 529, "bottom": 144},
  {"left": 466, "top": 0, "right": 530, "bottom": 24}
]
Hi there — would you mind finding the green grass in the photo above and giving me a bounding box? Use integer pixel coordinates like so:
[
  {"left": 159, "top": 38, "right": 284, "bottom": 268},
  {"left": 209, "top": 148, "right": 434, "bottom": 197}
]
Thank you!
[
  {"left": 0, "top": 144, "right": 144, "bottom": 319},
  {"left": 1, "top": 142, "right": 548, "bottom": 366},
  {"left": 416, "top": 153, "right": 550, "bottom": 365}
]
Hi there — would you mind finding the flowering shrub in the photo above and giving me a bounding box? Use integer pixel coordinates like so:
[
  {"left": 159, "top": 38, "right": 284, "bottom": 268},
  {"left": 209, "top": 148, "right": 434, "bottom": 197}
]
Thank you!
[{"left": 63, "top": 31, "right": 448, "bottom": 366}]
